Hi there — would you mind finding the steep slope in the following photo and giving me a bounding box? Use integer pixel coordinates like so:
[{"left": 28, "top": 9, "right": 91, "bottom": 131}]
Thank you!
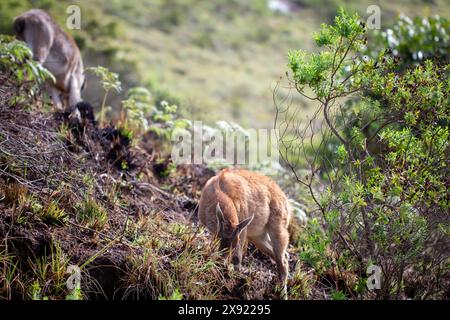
[{"left": 0, "top": 65, "right": 317, "bottom": 300}]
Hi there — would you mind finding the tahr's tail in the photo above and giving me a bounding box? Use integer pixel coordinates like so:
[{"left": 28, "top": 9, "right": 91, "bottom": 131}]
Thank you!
[{"left": 214, "top": 170, "right": 238, "bottom": 225}]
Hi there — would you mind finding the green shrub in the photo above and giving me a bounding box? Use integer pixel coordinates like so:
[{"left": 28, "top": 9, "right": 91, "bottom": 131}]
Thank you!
[
  {"left": 0, "top": 35, "right": 54, "bottom": 104},
  {"left": 278, "top": 9, "right": 449, "bottom": 299},
  {"left": 121, "top": 87, "right": 153, "bottom": 135},
  {"left": 86, "top": 66, "right": 121, "bottom": 124}
]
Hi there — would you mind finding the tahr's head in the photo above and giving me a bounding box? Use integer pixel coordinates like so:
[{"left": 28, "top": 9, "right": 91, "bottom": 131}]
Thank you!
[{"left": 215, "top": 203, "right": 253, "bottom": 267}]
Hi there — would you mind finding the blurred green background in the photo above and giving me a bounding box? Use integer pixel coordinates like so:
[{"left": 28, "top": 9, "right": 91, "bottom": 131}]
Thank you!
[{"left": 1, "top": 0, "right": 449, "bottom": 128}]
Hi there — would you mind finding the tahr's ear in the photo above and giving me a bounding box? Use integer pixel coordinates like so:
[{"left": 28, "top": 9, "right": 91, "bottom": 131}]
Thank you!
[
  {"left": 215, "top": 203, "right": 225, "bottom": 233},
  {"left": 216, "top": 203, "right": 225, "bottom": 222},
  {"left": 234, "top": 214, "right": 254, "bottom": 237},
  {"left": 13, "top": 16, "right": 26, "bottom": 38}
]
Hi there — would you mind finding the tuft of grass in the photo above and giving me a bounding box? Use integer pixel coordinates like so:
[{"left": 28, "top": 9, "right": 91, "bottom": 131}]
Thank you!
[
  {"left": 289, "top": 263, "right": 315, "bottom": 299},
  {"left": 123, "top": 248, "right": 170, "bottom": 299},
  {"left": 1, "top": 183, "right": 28, "bottom": 206},
  {"left": 0, "top": 241, "right": 23, "bottom": 300},
  {"left": 168, "top": 222, "right": 190, "bottom": 237},
  {"left": 37, "top": 200, "right": 67, "bottom": 226},
  {"left": 57, "top": 122, "right": 71, "bottom": 140},
  {"left": 27, "top": 241, "right": 76, "bottom": 300},
  {"left": 0, "top": 183, "right": 40, "bottom": 224},
  {"left": 28, "top": 280, "right": 44, "bottom": 300},
  {"left": 331, "top": 289, "right": 348, "bottom": 300},
  {"left": 75, "top": 197, "right": 108, "bottom": 231}
]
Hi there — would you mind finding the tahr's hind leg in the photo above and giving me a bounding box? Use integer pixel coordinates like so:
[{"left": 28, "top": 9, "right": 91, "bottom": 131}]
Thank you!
[{"left": 268, "top": 225, "right": 289, "bottom": 300}]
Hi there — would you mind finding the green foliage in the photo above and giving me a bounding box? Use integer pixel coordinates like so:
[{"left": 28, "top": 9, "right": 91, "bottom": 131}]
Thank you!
[
  {"left": 65, "top": 287, "right": 83, "bottom": 300},
  {"left": 158, "top": 288, "right": 183, "bottom": 300},
  {"left": 331, "top": 289, "right": 347, "bottom": 300},
  {"left": 87, "top": 66, "right": 122, "bottom": 124},
  {"left": 122, "top": 88, "right": 188, "bottom": 140},
  {"left": 336, "top": 144, "right": 348, "bottom": 164},
  {"left": 370, "top": 15, "right": 449, "bottom": 70},
  {"left": 86, "top": 65, "right": 191, "bottom": 149},
  {"left": 0, "top": 35, "right": 54, "bottom": 103},
  {"left": 29, "top": 280, "right": 45, "bottom": 300},
  {"left": 119, "top": 85, "right": 191, "bottom": 153},
  {"left": 0, "top": 35, "right": 52, "bottom": 82},
  {"left": 88, "top": 66, "right": 122, "bottom": 93},
  {"left": 298, "top": 218, "right": 332, "bottom": 274},
  {"left": 122, "top": 87, "right": 153, "bottom": 133},
  {"left": 285, "top": 9, "right": 449, "bottom": 299},
  {"left": 148, "top": 100, "right": 191, "bottom": 141},
  {"left": 289, "top": 9, "right": 366, "bottom": 99}
]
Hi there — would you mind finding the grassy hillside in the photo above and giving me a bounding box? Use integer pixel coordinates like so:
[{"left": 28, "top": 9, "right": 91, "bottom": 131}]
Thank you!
[
  {"left": 0, "top": 1, "right": 448, "bottom": 301},
  {"left": 0, "top": 41, "right": 312, "bottom": 300}
]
